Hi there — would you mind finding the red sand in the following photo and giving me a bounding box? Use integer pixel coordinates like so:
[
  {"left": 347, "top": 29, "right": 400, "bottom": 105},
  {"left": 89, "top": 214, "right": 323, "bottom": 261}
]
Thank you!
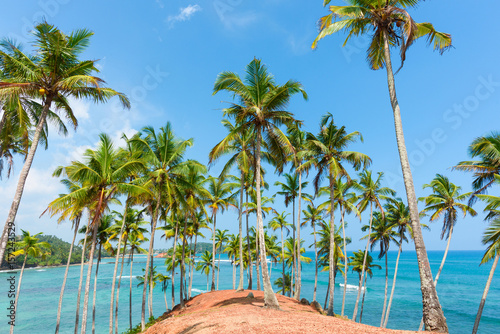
[{"left": 144, "top": 290, "right": 422, "bottom": 334}]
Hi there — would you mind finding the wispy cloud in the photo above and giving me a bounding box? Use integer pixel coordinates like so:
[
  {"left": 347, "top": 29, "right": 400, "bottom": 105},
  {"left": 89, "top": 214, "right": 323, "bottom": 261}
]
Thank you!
[{"left": 167, "top": 4, "right": 201, "bottom": 28}]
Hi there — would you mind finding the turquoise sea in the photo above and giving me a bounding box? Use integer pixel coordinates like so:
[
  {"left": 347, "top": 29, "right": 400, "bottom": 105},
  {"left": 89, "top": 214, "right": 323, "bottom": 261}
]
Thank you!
[{"left": 0, "top": 250, "right": 499, "bottom": 334}]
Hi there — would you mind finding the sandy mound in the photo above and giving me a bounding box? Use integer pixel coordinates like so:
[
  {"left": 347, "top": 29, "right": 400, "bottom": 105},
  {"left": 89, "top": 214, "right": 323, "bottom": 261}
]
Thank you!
[{"left": 144, "top": 290, "right": 421, "bottom": 334}]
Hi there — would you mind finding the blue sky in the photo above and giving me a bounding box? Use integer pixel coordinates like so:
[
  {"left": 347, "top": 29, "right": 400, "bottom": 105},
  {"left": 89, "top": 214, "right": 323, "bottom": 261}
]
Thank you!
[{"left": 0, "top": 1, "right": 499, "bottom": 252}]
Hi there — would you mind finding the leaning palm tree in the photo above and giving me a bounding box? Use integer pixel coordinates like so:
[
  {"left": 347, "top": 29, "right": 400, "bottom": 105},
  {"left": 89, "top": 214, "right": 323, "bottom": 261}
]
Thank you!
[
  {"left": 213, "top": 58, "right": 307, "bottom": 308},
  {"left": 0, "top": 22, "right": 130, "bottom": 266},
  {"left": 353, "top": 170, "right": 394, "bottom": 322},
  {"left": 302, "top": 113, "right": 370, "bottom": 316},
  {"left": 313, "top": 2, "right": 452, "bottom": 330},
  {"left": 418, "top": 174, "right": 476, "bottom": 329},
  {"left": 10, "top": 230, "right": 50, "bottom": 334},
  {"left": 269, "top": 211, "right": 291, "bottom": 296},
  {"left": 473, "top": 218, "right": 500, "bottom": 334}
]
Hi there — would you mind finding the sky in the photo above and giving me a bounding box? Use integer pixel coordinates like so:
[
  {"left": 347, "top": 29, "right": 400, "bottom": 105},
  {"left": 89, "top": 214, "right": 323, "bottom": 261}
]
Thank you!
[{"left": 0, "top": 0, "right": 499, "bottom": 253}]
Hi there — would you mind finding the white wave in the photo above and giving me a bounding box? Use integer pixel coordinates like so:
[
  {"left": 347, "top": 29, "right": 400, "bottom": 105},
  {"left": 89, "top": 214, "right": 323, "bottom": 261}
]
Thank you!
[
  {"left": 339, "top": 283, "right": 364, "bottom": 291},
  {"left": 191, "top": 288, "right": 206, "bottom": 294},
  {"left": 36, "top": 269, "right": 46, "bottom": 272}
]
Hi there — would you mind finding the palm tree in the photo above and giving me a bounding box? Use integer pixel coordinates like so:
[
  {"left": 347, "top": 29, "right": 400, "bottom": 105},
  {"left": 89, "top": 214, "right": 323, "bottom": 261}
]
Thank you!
[
  {"left": 206, "top": 176, "right": 235, "bottom": 291},
  {"left": 313, "top": 2, "right": 452, "bottom": 330},
  {"left": 127, "top": 234, "right": 148, "bottom": 330},
  {"left": 303, "top": 113, "right": 370, "bottom": 316},
  {"left": 382, "top": 198, "right": 411, "bottom": 328},
  {"left": 348, "top": 250, "right": 381, "bottom": 323},
  {"left": 53, "top": 134, "right": 142, "bottom": 334},
  {"left": 10, "top": 230, "right": 50, "bottom": 334},
  {"left": 224, "top": 234, "right": 240, "bottom": 289},
  {"left": 215, "top": 229, "right": 230, "bottom": 290},
  {"left": 130, "top": 123, "right": 194, "bottom": 329},
  {"left": 353, "top": 170, "right": 394, "bottom": 322},
  {"left": 362, "top": 212, "right": 397, "bottom": 326},
  {"left": 302, "top": 202, "right": 323, "bottom": 301},
  {"left": 473, "top": 218, "right": 500, "bottom": 334},
  {"left": 269, "top": 211, "right": 291, "bottom": 296},
  {"left": 274, "top": 272, "right": 292, "bottom": 296},
  {"left": 213, "top": 59, "right": 307, "bottom": 308},
  {"left": 209, "top": 119, "right": 257, "bottom": 292},
  {"left": 274, "top": 173, "right": 309, "bottom": 298},
  {"left": 418, "top": 174, "right": 476, "bottom": 329},
  {"left": 196, "top": 250, "right": 215, "bottom": 291},
  {"left": 156, "top": 273, "right": 171, "bottom": 312},
  {"left": 0, "top": 22, "right": 130, "bottom": 267}
]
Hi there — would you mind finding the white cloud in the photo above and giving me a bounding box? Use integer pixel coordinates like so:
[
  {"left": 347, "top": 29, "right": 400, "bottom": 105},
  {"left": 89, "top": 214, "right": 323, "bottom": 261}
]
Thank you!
[
  {"left": 167, "top": 4, "right": 201, "bottom": 28},
  {"left": 220, "top": 12, "right": 258, "bottom": 30}
]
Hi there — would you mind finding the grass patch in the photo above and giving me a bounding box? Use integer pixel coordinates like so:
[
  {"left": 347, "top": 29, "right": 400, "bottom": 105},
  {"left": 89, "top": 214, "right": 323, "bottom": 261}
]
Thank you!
[{"left": 122, "top": 316, "right": 157, "bottom": 334}]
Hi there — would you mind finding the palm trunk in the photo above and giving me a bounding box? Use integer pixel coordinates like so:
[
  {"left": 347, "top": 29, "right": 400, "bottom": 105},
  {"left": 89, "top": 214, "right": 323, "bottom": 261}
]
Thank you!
[
  {"left": 290, "top": 262, "right": 294, "bottom": 297},
  {"left": 383, "top": 238, "right": 402, "bottom": 328},
  {"left": 9, "top": 254, "right": 27, "bottom": 334},
  {"left": 418, "top": 224, "right": 454, "bottom": 330},
  {"left": 141, "top": 195, "right": 161, "bottom": 331},
  {"left": 189, "top": 233, "right": 198, "bottom": 298},
  {"left": 382, "top": 31, "right": 447, "bottom": 332},
  {"left": 246, "top": 190, "right": 253, "bottom": 290},
  {"left": 211, "top": 213, "right": 217, "bottom": 291},
  {"left": 291, "top": 199, "right": 296, "bottom": 297},
  {"left": 114, "top": 236, "right": 128, "bottom": 334},
  {"left": 91, "top": 245, "right": 102, "bottom": 334},
  {"left": 353, "top": 202, "right": 373, "bottom": 322},
  {"left": 327, "top": 173, "right": 336, "bottom": 316},
  {"left": 148, "top": 237, "right": 155, "bottom": 318},
  {"left": 380, "top": 251, "right": 388, "bottom": 327},
  {"left": 109, "top": 200, "right": 129, "bottom": 334},
  {"left": 324, "top": 279, "right": 330, "bottom": 311},
  {"left": 340, "top": 206, "right": 348, "bottom": 316},
  {"left": 180, "top": 213, "right": 189, "bottom": 308},
  {"left": 295, "top": 172, "right": 303, "bottom": 300},
  {"left": 255, "top": 127, "right": 279, "bottom": 308},
  {"left": 255, "top": 227, "right": 261, "bottom": 291},
  {"left": 237, "top": 170, "right": 245, "bottom": 291},
  {"left": 171, "top": 220, "right": 179, "bottom": 308},
  {"left": 232, "top": 255, "right": 236, "bottom": 289},
  {"left": 313, "top": 223, "right": 318, "bottom": 302},
  {"left": 55, "top": 215, "right": 81, "bottom": 334},
  {"left": 163, "top": 284, "right": 168, "bottom": 311},
  {"left": 75, "top": 220, "right": 91, "bottom": 334},
  {"left": 129, "top": 252, "right": 134, "bottom": 330},
  {"left": 359, "top": 273, "right": 368, "bottom": 323},
  {"left": 81, "top": 214, "right": 100, "bottom": 334},
  {"left": 0, "top": 97, "right": 52, "bottom": 268},
  {"left": 472, "top": 252, "right": 499, "bottom": 334},
  {"left": 281, "top": 227, "right": 285, "bottom": 296},
  {"left": 217, "top": 250, "right": 222, "bottom": 290}
]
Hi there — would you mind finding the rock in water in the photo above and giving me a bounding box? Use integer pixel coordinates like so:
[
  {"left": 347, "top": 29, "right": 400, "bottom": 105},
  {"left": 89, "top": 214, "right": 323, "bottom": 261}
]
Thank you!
[
  {"left": 300, "top": 298, "right": 310, "bottom": 306},
  {"left": 246, "top": 292, "right": 255, "bottom": 299}
]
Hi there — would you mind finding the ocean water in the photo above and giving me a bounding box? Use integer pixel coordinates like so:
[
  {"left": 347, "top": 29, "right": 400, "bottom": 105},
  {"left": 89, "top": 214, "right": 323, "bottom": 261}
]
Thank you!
[{"left": 0, "top": 250, "right": 499, "bottom": 334}]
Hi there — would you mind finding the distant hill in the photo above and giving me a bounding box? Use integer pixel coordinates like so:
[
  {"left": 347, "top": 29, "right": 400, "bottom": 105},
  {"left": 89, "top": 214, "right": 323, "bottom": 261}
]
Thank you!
[{"left": 1, "top": 235, "right": 83, "bottom": 270}]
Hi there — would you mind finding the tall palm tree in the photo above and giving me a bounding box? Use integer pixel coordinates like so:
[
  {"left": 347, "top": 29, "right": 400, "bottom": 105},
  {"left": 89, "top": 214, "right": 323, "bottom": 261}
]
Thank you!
[
  {"left": 348, "top": 250, "right": 381, "bottom": 323},
  {"left": 302, "top": 202, "right": 323, "bottom": 301},
  {"left": 0, "top": 22, "right": 130, "bottom": 266},
  {"left": 269, "top": 211, "right": 291, "bottom": 296},
  {"left": 129, "top": 123, "right": 194, "bottom": 329},
  {"left": 313, "top": 2, "right": 452, "bottom": 330},
  {"left": 362, "top": 212, "right": 397, "bottom": 327},
  {"left": 473, "top": 218, "right": 500, "bottom": 334},
  {"left": 209, "top": 119, "right": 257, "bottom": 292},
  {"left": 303, "top": 113, "right": 370, "bottom": 316},
  {"left": 353, "top": 170, "right": 394, "bottom": 321},
  {"left": 206, "top": 176, "right": 235, "bottom": 291},
  {"left": 418, "top": 174, "right": 476, "bottom": 329},
  {"left": 53, "top": 134, "right": 142, "bottom": 334},
  {"left": 213, "top": 58, "right": 307, "bottom": 308},
  {"left": 382, "top": 198, "right": 411, "bottom": 328},
  {"left": 10, "top": 230, "right": 50, "bottom": 334},
  {"left": 215, "top": 229, "right": 230, "bottom": 290}
]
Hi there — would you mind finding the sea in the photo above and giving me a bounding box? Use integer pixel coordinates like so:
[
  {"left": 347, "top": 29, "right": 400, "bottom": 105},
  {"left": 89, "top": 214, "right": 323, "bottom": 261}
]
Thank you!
[{"left": 0, "top": 250, "right": 498, "bottom": 334}]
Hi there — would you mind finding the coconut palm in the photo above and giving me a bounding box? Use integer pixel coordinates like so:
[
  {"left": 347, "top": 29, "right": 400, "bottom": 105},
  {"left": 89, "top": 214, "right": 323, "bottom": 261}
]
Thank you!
[
  {"left": 274, "top": 272, "right": 292, "bottom": 296},
  {"left": 313, "top": 1, "right": 452, "bottom": 330},
  {"left": 187, "top": 211, "right": 208, "bottom": 298},
  {"left": 269, "top": 212, "right": 291, "bottom": 296},
  {"left": 301, "top": 202, "right": 323, "bottom": 301},
  {"left": 215, "top": 229, "right": 230, "bottom": 290},
  {"left": 473, "top": 218, "right": 500, "bottom": 334},
  {"left": 353, "top": 170, "right": 394, "bottom": 321},
  {"left": 10, "top": 230, "right": 50, "bottom": 334},
  {"left": 0, "top": 22, "right": 130, "bottom": 267},
  {"left": 206, "top": 176, "right": 236, "bottom": 291},
  {"left": 224, "top": 234, "right": 240, "bottom": 289},
  {"left": 302, "top": 113, "right": 370, "bottom": 316},
  {"left": 156, "top": 273, "right": 171, "bottom": 312},
  {"left": 213, "top": 58, "right": 307, "bottom": 308},
  {"left": 127, "top": 234, "right": 148, "bottom": 330},
  {"left": 362, "top": 212, "right": 397, "bottom": 326},
  {"left": 348, "top": 250, "right": 381, "bottom": 323},
  {"left": 382, "top": 198, "right": 411, "bottom": 328},
  {"left": 209, "top": 119, "right": 257, "bottom": 291},
  {"left": 196, "top": 250, "right": 215, "bottom": 291},
  {"left": 418, "top": 174, "right": 476, "bottom": 329}
]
